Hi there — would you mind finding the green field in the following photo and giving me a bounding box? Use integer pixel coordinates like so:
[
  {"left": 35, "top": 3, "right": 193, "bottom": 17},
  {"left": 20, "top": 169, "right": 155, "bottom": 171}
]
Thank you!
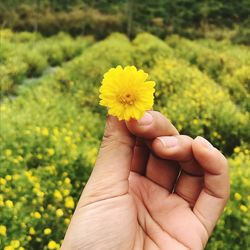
[{"left": 0, "top": 29, "right": 250, "bottom": 249}]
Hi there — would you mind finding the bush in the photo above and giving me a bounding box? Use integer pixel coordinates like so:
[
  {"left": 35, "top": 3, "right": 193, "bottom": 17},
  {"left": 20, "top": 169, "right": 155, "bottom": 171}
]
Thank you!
[
  {"left": 151, "top": 59, "right": 250, "bottom": 153},
  {"left": 132, "top": 32, "right": 173, "bottom": 69},
  {"left": 22, "top": 50, "right": 48, "bottom": 77},
  {"left": 207, "top": 148, "right": 250, "bottom": 250},
  {"left": 0, "top": 31, "right": 249, "bottom": 250}
]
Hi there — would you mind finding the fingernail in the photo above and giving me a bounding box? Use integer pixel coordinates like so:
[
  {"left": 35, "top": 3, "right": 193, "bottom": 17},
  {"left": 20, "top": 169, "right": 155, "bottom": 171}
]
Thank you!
[
  {"left": 137, "top": 112, "right": 153, "bottom": 125},
  {"left": 197, "top": 136, "right": 213, "bottom": 149},
  {"left": 157, "top": 136, "right": 178, "bottom": 148}
]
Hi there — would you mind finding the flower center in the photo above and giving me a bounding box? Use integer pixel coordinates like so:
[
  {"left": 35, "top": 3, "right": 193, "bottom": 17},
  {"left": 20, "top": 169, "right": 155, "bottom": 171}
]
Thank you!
[{"left": 119, "top": 93, "right": 136, "bottom": 105}]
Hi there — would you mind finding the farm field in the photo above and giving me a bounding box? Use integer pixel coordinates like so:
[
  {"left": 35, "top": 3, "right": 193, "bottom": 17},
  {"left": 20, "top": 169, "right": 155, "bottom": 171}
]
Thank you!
[{"left": 0, "top": 30, "right": 249, "bottom": 250}]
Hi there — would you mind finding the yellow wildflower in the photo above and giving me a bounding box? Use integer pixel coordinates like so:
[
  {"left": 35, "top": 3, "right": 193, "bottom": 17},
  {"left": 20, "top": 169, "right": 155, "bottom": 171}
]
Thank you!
[
  {"left": 0, "top": 178, "right": 7, "bottom": 185},
  {"left": 234, "top": 147, "right": 240, "bottom": 153},
  {"left": 0, "top": 225, "right": 7, "bottom": 236},
  {"left": 64, "top": 177, "right": 71, "bottom": 185},
  {"left": 33, "top": 211, "right": 41, "bottom": 219},
  {"left": 53, "top": 127, "right": 59, "bottom": 136},
  {"left": 13, "top": 174, "right": 19, "bottom": 180},
  {"left": 21, "top": 222, "right": 26, "bottom": 228},
  {"left": 12, "top": 159, "right": 19, "bottom": 164},
  {"left": 37, "top": 154, "right": 43, "bottom": 159},
  {"left": 64, "top": 218, "right": 70, "bottom": 225},
  {"left": 17, "top": 155, "right": 23, "bottom": 161},
  {"left": 99, "top": 65, "right": 155, "bottom": 120},
  {"left": 47, "top": 148, "right": 55, "bottom": 156},
  {"left": 10, "top": 240, "right": 20, "bottom": 248},
  {"left": 48, "top": 240, "right": 58, "bottom": 250},
  {"left": 63, "top": 189, "right": 70, "bottom": 196},
  {"left": 44, "top": 228, "right": 52, "bottom": 235},
  {"left": 5, "top": 175, "right": 12, "bottom": 181},
  {"left": 240, "top": 205, "right": 248, "bottom": 213},
  {"left": 234, "top": 193, "right": 242, "bottom": 201},
  {"left": 29, "top": 227, "right": 36, "bottom": 235},
  {"left": 54, "top": 190, "right": 63, "bottom": 201},
  {"left": 64, "top": 136, "right": 71, "bottom": 144},
  {"left": 41, "top": 127, "right": 49, "bottom": 136},
  {"left": 4, "top": 149, "right": 12, "bottom": 156},
  {"left": 4, "top": 246, "right": 14, "bottom": 250},
  {"left": 5, "top": 200, "right": 14, "bottom": 208},
  {"left": 56, "top": 208, "right": 64, "bottom": 217},
  {"left": 62, "top": 159, "right": 69, "bottom": 165},
  {"left": 65, "top": 196, "right": 75, "bottom": 209}
]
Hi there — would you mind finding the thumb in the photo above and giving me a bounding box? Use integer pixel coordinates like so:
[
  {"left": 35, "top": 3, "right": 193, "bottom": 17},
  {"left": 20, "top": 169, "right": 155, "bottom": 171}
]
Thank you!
[{"left": 79, "top": 116, "right": 135, "bottom": 205}]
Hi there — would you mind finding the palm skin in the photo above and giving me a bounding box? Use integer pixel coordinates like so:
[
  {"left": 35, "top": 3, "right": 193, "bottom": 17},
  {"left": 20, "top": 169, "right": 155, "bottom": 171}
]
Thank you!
[
  {"left": 62, "top": 112, "right": 229, "bottom": 250},
  {"left": 128, "top": 172, "right": 207, "bottom": 250}
]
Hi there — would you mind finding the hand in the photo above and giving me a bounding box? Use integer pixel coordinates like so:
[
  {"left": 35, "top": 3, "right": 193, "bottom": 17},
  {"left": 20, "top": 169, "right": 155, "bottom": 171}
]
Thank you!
[{"left": 61, "top": 111, "right": 230, "bottom": 250}]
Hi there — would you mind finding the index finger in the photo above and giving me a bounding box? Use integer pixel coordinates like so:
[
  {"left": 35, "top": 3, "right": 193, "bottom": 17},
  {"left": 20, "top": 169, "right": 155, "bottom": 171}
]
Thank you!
[
  {"left": 126, "top": 111, "right": 179, "bottom": 139},
  {"left": 125, "top": 111, "right": 179, "bottom": 174}
]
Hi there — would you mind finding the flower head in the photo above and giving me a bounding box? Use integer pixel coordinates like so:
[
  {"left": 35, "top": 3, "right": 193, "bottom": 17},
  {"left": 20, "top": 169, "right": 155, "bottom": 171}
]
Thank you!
[
  {"left": 99, "top": 66, "right": 155, "bottom": 121},
  {"left": 44, "top": 228, "right": 52, "bottom": 235},
  {"left": 0, "top": 225, "right": 7, "bottom": 236},
  {"left": 56, "top": 209, "right": 64, "bottom": 217},
  {"left": 65, "top": 196, "right": 75, "bottom": 209}
]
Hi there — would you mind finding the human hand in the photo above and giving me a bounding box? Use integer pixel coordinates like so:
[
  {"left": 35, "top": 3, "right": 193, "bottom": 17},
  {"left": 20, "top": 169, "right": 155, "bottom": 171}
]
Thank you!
[{"left": 61, "top": 111, "right": 230, "bottom": 250}]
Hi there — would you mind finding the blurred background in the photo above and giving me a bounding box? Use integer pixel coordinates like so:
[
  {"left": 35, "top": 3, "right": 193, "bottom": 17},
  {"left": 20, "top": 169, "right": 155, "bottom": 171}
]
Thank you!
[{"left": 0, "top": 1, "right": 249, "bottom": 250}]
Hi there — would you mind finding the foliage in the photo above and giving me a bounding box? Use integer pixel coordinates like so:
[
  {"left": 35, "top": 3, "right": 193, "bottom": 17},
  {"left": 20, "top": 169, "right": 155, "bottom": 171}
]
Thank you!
[
  {"left": 0, "top": 1, "right": 250, "bottom": 43},
  {"left": 0, "top": 31, "right": 249, "bottom": 249},
  {"left": 0, "top": 30, "right": 94, "bottom": 97}
]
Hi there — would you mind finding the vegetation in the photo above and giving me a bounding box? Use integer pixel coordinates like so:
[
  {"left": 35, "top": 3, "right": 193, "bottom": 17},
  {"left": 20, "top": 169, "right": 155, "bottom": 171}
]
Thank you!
[
  {"left": 0, "top": 29, "right": 249, "bottom": 249},
  {"left": 0, "top": 1, "right": 250, "bottom": 44}
]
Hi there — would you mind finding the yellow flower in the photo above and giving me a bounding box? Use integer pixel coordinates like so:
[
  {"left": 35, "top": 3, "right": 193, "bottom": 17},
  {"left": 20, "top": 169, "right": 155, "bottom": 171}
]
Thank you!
[
  {"left": 48, "top": 240, "right": 58, "bottom": 249},
  {"left": 62, "top": 159, "right": 69, "bottom": 165},
  {"left": 4, "top": 149, "right": 12, "bottom": 156},
  {"left": 41, "top": 127, "right": 49, "bottom": 136},
  {"left": 64, "top": 136, "right": 71, "bottom": 144},
  {"left": 234, "top": 147, "right": 240, "bottom": 153},
  {"left": 234, "top": 192, "right": 242, "bottom": 201},
  {"left": 4, "top": 246, "right": 14, "bottom": 250},
  {"left": 0, "top": 178, "right": 7, "bottom": 185},
  {"left": 53, "top": 127, "right": 59, "bottom": 136},
  {"left": 99, "top": 65, "right": 155, "bottom": 120},
  {"left": 63, "top": 189, "right": 70, "bottom": 196},
  {"left": 36, "top": 154, "right": 43, "bottom": 159},
  {"left": 10, "top": 240, "right": 20, "bottom": 248},
  {"left": 29, "top": 227, "right": 36, "bottom": 235},
  {"left": 47, "top": 148, "right": 55, "bottom": 156},
  {"left": 33, "top": 211, "right": 41, "bottom": 219},
  {"left": 17, "top": 155, "right": 23, "bottom": 161},
  {"left": 64, "top": 218, "right": 70, "bottom": 225},
  {"left": 0, "top": 225, "right": 7, "bottom": 236},
  {"left": 56, "top": 208, "right": 64, "bottom": 217},
  {"left": 53, "top": 190, "right": 63, "bottom": 201},
  {"left": 64, "top": 177, "right": 71, "bottom": 185},
  {"left": 21, "top": 222, "right": 26, "bottom": 228},
  {"left": 5, "top": 175, "right": 12, "bottom": 181},
  {"left": 5, "top": 200, "right": 14, "bottom": 208},
  {"left": 65, "top": 196, "right": 75, "bottom": 209},
  {"left": 44, "top": 228, "right": 52, "bottom": 235},
  {"left": 240, "top": 205, "right": 248, "bottom": 213}
]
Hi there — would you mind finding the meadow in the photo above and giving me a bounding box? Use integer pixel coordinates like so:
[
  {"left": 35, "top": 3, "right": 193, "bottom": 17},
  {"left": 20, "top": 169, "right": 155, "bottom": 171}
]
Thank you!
[{"left": 0, "top": 30, "right": 249, "bottom": 250}]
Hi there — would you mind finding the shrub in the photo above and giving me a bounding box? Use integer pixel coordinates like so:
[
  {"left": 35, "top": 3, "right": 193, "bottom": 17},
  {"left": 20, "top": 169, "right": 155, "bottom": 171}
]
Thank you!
[
  {"left": 133, "top": 32, "right": 173, "bottom": 69},
  {"left": 0, "top": 31, "right": 249, "bottom": 250},
  {"left": 151, "top": 59, "right": 250, "bottom": 153}
]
